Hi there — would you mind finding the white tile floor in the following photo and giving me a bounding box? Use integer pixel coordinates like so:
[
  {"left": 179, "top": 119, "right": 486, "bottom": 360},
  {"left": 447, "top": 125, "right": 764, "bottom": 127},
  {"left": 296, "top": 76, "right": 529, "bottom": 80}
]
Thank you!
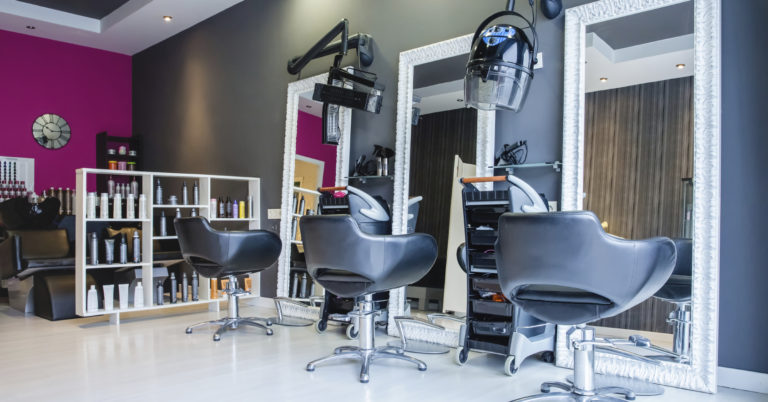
[{"left": 0, "top": 301, "right": 765, "bottom": 402}]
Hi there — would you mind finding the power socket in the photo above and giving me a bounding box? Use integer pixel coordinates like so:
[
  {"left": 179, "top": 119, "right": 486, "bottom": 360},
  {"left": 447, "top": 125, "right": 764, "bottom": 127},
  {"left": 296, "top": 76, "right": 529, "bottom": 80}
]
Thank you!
[
  {"left": 548, "top": 201, "right": 558, "bottom": 212},
  {"left": 534, "top": 52, "right": 543, "bottom": 69},
  {"left": 267, "top": 208, "right": 281, "bottom": 219}
]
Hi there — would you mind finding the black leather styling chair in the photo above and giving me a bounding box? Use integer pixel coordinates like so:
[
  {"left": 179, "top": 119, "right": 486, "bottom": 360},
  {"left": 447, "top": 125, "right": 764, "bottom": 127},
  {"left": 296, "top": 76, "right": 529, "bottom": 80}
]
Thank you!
[
  {"left": 300, "top": 215, "right": 437, "bottom": 383},
  {"left": 175, "top": 217, "right": 281, "bottom": 341},
  {"left": 495, "top": 212, "right": 676, "bottom": 401}
]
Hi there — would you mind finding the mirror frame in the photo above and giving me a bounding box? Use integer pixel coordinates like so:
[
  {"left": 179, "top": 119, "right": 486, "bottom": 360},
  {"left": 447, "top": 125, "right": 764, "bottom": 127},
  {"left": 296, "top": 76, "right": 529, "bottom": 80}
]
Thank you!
[
  {"left": 389, "top": 34, "right": 497, "bottom": 335},
  {"left": 277, "top": 72, "right": 353, "bottom": 297},
  {"left": 559, "top": 0, "right": 720, "bottom": 393}
]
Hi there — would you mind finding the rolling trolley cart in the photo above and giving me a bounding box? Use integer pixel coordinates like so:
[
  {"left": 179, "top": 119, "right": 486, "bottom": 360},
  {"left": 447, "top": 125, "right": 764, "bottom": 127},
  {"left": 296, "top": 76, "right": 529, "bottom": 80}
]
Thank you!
[
  {"left": 454, "top": 175, "right": 555, "bottom": 375},
  {"left": 312, "top": 185, "right": 391, "bottom": 339}
]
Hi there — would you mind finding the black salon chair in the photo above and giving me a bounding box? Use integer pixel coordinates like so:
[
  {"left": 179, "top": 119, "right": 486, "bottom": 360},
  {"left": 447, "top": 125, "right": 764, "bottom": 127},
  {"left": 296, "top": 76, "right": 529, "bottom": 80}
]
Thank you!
[
  {"left": 300, "top": 215, "right": 437, "bottom": 383},
  {"left": 495, "top": 211, "right": 676, "bottom": 401},
  {"left": 175, "top": 217, "right": 281, "bottom": 341}
]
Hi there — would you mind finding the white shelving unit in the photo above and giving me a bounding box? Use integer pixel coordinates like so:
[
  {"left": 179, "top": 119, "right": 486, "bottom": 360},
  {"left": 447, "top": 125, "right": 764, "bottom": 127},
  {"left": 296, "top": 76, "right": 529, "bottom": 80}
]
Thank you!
[{"left": 75, "top": 169, "right": 261, "bottom": 324}]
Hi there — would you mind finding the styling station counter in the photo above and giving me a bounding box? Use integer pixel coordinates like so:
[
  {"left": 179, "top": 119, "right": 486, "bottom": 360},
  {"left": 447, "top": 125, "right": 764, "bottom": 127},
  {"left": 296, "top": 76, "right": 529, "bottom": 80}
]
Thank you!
[{"left": 75, "top": 169, "right": 261, "bottom": 324}]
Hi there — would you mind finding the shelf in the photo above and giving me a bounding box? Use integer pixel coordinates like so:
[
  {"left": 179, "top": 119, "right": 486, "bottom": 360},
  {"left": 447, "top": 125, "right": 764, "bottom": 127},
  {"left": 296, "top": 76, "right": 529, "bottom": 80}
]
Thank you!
[
  {"left": 85, "top": 218, "right": 150, "bottom": 222},
  {"left": 346, "top": 175, "right": 393, "bottom": 183},
  {"left": 493, "top": 161, "right": 562, "bottom": 173},
  {"left": 81, "top": 299, "right": 216, "bottom": 316},
  {"left": 153, "top": 236, "right": 177, "bottom": 240},
  {"left": 85, "top": 262, "right": 151, "bottom": 269},
  {"left": 153, "top": 204, "right": 208, "bottom": 208}
]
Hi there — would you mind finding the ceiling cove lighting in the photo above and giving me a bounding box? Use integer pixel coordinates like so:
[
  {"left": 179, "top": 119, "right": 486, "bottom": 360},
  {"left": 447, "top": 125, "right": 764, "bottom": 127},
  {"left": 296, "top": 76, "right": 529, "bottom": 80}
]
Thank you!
[
  {"left": 163, "top": 16, "right": 173, "bottom": 22},
  {"left": 600, "top": 77, "right": 608, "bottom": 83},
  {"left": 676, "top": 63, "right": 686, "bottom": 69}
]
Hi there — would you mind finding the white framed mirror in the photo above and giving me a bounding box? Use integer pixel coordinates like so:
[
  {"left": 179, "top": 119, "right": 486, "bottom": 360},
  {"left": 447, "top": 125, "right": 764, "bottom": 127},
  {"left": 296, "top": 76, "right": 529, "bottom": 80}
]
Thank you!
[
  {"left": 389, "top": 34, "right": 497, "bottom": 334},
  {"left": 277, "top": 72, "right": 352, "bottom": 298},
  {"left": 559, "top": 0, "right": 720, "bottom": 392}
]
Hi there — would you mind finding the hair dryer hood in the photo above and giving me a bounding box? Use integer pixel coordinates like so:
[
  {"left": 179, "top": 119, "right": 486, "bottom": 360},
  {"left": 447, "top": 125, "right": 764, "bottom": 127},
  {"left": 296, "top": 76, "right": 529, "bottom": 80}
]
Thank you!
[{"left": 465, "top": 24, "right": 534, "bottom": 112}]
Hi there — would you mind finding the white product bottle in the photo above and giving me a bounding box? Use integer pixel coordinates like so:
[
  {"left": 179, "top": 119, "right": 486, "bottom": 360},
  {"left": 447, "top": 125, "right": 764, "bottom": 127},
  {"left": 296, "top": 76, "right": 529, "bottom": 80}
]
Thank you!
[
  {"left": 138, "top": 194, "right": 147, "bottom": 219},
  {"left": 126, "top": 194, "right": 135, "bottom": 219},
  {"left": 103, "top": 284, "right": 114, "bottom": 311},
  {"left": 133, "top": 281, "right": 144, "bottom": 308},
  {"left": 113, "top": 193, "right": 122, "bottom": 219},
  {"left": 100, "top": 193, "right": 109, "bottom": 219},
  {"left": 87, "top": 285, "right": 98, "bottom": 313}
]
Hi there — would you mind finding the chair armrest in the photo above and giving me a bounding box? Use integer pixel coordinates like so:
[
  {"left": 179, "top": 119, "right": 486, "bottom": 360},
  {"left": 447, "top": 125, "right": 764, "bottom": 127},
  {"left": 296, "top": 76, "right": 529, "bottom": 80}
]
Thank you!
[{"left": 0, "top": 235, "right": 23, "bottom": 280}]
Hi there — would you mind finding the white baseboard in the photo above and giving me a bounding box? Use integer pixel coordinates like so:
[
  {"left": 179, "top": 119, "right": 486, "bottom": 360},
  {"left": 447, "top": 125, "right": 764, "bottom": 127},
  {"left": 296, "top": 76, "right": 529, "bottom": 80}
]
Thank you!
[{"left": 718, "top": 366, "right": 768, "bottom": 394}]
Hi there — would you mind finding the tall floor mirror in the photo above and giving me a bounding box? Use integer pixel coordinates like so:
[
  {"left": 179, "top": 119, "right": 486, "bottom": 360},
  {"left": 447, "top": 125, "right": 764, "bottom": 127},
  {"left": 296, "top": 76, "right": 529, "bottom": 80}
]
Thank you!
[
  {"left": 390, "top": 34, "right": 496, "bottom": 333},
  {"left": 277, "top": 73, "right": 352, "bottom": 299},
  {"left": 560, "top": 0, "right": 720, "bottom": 392}
]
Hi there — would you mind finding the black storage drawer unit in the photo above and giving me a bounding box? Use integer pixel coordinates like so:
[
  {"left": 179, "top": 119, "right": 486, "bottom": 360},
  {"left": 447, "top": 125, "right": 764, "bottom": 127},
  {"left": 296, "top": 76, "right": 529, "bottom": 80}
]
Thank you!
[
  {"left": 469, "top": 251, "right": 496, "bottom": 269},
  {"left": 471, "top": 320, "right": 514, "bottom": 337},
  {"left": 469, "top": 229, "right": 497, "bottom": 246},
  {"left": 472, "top": 299, "right": 515, "bottom": 317},
  {"left": 471, "top": 276, "right": 502, "bottom": 293},
  {"left": 466, "top": 338, "right": 508, "bottom": 355},
  {"left": 465, "top": 207, "right": 507, "bottom": 226}
]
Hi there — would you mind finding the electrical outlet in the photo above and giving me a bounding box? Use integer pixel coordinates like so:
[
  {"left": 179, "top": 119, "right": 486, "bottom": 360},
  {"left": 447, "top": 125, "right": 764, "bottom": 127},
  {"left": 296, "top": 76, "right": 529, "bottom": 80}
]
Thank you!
[
  {"left": 534, "top": 52, "right": 543, "bottom": 69},
  {"left": 267, "top": 208, "right": 281, "bottom": 219},
  {"left": 548, "top": 201, "right": 558, "bottom": 212}
]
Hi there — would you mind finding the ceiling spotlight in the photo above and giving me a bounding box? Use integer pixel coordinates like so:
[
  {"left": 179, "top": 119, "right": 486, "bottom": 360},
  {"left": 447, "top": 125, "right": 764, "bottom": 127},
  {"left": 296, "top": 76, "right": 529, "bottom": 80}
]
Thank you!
[
  {"left": 599, "top": 77, "right": 608, "bottom": 83},
  {"left": 676, "top": 63, "right": 686, "bottom": 69},
  {"left": 25, "top": 25, "right": 35, "bottom": 30},
  {"left": 163, "top": 16, "right": 173, "bottom": 22},
  {"left": 457, "top": 98, "right": 464, "bottom": 102},
  {"left": 305, "top": 105, "right": 312, "bottom": 109}
]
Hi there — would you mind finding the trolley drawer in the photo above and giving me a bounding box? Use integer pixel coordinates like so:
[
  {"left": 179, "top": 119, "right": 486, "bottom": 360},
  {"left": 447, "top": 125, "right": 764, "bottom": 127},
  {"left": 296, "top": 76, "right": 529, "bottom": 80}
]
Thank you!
[
  {"left": 471, "top": 320, "right": 514, "bottom": 337},
  {"left": 471, "top": 299, "right": 514, "bottom": 317},
  {"left": 468, "top": 229, "right": 498, "bottom": 246},
  {"left": 469, "top": 251, "right": 496, "bottom": 269},
  {"left": 465, "top": 207, "right": 507, "bottom": 226},
  {"left": 471, "top": 277, "right": 502, "bottom": 293}
]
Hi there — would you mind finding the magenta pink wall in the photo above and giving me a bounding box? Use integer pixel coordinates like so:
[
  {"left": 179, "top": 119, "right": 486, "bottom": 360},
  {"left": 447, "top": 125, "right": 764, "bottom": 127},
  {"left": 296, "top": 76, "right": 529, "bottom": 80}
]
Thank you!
[
  {"left": 296, "top": 111, "right": 336, "bottom": 187},
  {"left": 0, "top": 29, "right": 132, "bottom": 192}
]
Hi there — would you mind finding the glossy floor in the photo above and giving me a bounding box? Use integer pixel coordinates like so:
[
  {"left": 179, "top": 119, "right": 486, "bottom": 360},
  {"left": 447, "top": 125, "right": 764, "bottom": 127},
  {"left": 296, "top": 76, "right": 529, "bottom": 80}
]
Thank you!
[{"left": 0, "top": 302, "right": 765, "bottom": 402}]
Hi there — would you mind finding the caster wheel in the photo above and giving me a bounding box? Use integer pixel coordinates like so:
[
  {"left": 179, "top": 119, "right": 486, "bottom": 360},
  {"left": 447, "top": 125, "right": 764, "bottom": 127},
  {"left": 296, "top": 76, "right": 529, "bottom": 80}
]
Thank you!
[
  {"left": 213, "top": 335, "right": 221, "bottom": 342},
  {"left": 314, "top": 320, "right": 327, "bottom": 334},
  {"left": 346, "top": 324, "right": 359, "bottom": 340},
  {"left": 185, "top": 328, "right": 192, "bottom": 334},
  {"left": 454, "top": 347, "right": 469, "bottom": 366},
  {"left": 418, "top": 364, "right": 427, "bottom": 372},
  {"left": 306, "top": 364, "right": 315, "bottom": 372},
  {"left": 504, "top": 355, "right": 518, "bottom": 376},
  {"left": 266, "top": 328, "right": 274, "bottom": 336},
  {"left": 541, "top": 351, "right": 555, "bottom": 363},
  {"left": 360, "top": 374, "right": 369, "bottom": 383}
]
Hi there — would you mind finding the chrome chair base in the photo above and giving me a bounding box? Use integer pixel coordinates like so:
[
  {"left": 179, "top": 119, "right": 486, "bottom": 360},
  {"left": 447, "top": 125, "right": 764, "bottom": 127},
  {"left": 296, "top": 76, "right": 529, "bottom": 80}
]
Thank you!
[
  {"left": 185, "top": 316, "right": 272, "bottom": 341},
  {"left": 185, "top": 276, "right": 272, "bottom": 341},
  {"left": 306, "top": 345, "right": 426, "bottom": 383},
  {"left": 306, "top": 294, "right": 427, "bottom": 383}
]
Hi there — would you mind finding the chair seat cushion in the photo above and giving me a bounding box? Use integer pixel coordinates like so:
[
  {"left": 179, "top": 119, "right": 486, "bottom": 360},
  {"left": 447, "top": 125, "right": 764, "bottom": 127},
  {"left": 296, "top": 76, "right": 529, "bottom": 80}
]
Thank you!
[
  {"left": 26, "top": 257, "right": 75, "bottom": 269},
  {"left": 654, "top": 274, "right": 691, "bottom": 302},
  {"left": 516, "top": 285, "right": 612, "bottom": 305},
  {"left": 314, "top": 269, "right": 373, "bottom": 298}
]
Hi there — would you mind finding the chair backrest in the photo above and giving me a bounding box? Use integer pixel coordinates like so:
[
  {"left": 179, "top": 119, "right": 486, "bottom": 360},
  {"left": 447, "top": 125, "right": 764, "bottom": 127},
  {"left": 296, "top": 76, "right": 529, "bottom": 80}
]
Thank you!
[
  {"left": 299, "top": 215, "right": 436, "bottom": 296},
  {"left": 174, "top": 217, "right": 281, "bottom": 278},
  {"left": 495, "top": 211, "right": 676, "bottom": 325}
]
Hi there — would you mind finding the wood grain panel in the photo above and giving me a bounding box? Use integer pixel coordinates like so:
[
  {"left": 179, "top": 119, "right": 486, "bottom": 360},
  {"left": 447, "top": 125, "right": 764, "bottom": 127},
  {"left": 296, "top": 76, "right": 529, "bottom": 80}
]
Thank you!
[
  {"left": 409, "top": 108, "right": 477, "bottom": 289},
  {"left": 584, "top": 77, "right": 693, "bottom": 333}
]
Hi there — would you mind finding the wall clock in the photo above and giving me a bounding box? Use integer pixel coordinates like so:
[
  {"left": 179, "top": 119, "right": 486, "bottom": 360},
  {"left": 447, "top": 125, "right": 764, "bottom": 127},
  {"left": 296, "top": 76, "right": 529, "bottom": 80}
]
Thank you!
[{"left": 32, "top": 114, "right": 71, "bottom": 150}]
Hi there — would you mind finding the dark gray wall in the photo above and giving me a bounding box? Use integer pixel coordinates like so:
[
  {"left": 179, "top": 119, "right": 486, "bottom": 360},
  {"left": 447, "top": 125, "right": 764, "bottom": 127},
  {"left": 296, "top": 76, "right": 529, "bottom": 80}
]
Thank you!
[
  {"left": 719, "top": 0, "right": 768, "bottom": 374},
  {"left": 133, "top": 0, "right": 768, "bottom": 373}
]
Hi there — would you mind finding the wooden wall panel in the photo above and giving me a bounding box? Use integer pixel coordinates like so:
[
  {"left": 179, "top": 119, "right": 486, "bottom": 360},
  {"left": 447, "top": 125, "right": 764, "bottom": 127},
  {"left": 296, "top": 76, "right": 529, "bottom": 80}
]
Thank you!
[
  {"left": 409, "top": 108, "right": 477, "bottom": 289},
  {"left": 585, "top": 77, "right": 693, "bottom": 333}
]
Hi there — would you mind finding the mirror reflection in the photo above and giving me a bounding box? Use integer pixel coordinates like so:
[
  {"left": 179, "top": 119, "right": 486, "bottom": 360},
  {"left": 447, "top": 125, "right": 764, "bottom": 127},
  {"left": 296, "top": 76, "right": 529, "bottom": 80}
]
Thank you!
[
  {"left": 286, "top": 91, "right": 337, "bottom": 300},
  {"left": 583, "top": 1, "right": 694, "bottom": 363},
  {"left": 405, "top": 54, "right": 477, "bottom": 313}
]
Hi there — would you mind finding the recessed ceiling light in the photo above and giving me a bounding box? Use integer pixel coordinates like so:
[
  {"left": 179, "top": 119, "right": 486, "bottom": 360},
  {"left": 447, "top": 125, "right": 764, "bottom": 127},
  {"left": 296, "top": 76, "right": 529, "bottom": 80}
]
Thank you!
[
  {"left": 599, "top": 77, "right": 608, "bottom": 83},
  {"left": 676, "top": 63, "right": 686, "bottom": 69},
  {"left": 25, "top": 25, "right": 35, "bottom": 30},
  {"left": 457, "top": 98, "right": 464, "bottom": 102},
  {"left": 163, "top": 16, "right": 173, "bottom": 22},
  {"left": 305, "top": 105, "right": 312, "bottom": 109}
]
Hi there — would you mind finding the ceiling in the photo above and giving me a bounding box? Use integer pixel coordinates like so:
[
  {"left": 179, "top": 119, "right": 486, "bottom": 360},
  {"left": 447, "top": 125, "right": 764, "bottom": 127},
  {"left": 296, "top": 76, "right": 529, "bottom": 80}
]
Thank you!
[
  {"left": 18, "top": 0, "right": 130, "bottom": 19},
  {"left": 0, "top": 0, "right": 243, "bottom": 55},
  {"left": 586, "top": 1, "right": 693, "bottom": 49}
]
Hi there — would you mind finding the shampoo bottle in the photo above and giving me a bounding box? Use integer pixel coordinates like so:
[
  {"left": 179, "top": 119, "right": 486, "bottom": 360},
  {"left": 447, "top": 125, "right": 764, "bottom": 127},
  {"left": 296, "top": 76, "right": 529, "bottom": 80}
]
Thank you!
[
  {"left": 170, "top": 273, "right": 177, "bottom": 304},
  {"left": 191, "top": 272, "right": 199, "bottom": 301},
  {"left": 87, "top": 284, "right": 99, "bottom": 313},
  {"left": 134, "top": 281, "right": 144, "bottom": 308}
]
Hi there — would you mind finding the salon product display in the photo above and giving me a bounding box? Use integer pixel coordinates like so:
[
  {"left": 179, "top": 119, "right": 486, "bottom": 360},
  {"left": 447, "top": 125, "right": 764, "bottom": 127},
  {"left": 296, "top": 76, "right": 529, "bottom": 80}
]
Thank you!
[
  {"left": 208, "top": 194, "right": 255, "bottom": 219},
  {"left": 352, "top": 145, "right": 394, "bottom": 177},
  {"left": 0, "top": 161, "right": 30, "bottom": 202}
]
